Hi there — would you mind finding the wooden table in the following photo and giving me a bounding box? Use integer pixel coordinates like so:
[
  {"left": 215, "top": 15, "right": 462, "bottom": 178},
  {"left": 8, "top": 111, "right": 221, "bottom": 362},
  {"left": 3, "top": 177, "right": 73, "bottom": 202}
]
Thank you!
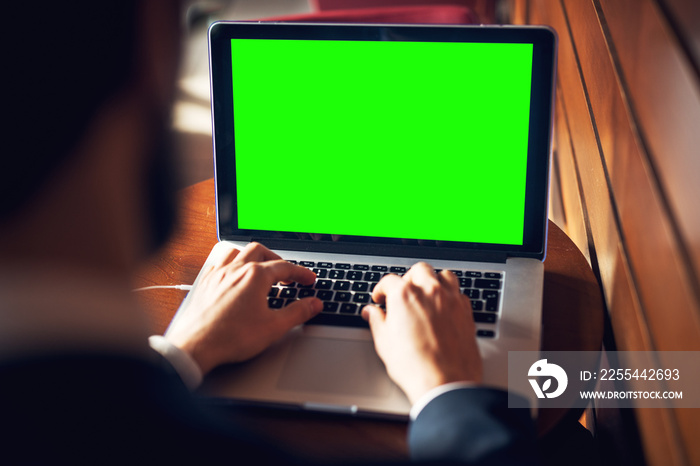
[{"left": 133, "top": 178, "right": 604, "bottom": 463}]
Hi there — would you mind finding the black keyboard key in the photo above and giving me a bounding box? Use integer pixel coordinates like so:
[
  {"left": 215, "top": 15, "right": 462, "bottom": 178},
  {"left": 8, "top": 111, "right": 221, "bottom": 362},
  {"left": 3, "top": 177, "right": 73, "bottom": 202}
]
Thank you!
[
  {"left": 287, "top": 260, "right": 297, "bottom": 265},
  {"left": 333, "top": 281, "right": 351, "bottom": 291},
  {"left": 473, "top": 312, "right": 496, "bottom": 323},
  {"left": 449, "top": 270, "right": 463, "bottom": 277},
  {"left": 465, "top": 271, "right": 482, "bottom": 278},
  {"left": 353, "top": 293, "right": 371, "bottom": 303},
  {"left": 347, "top": 271, "right": 364, "bottom": 281},
  {"left": 329, "top": 270, "right": 345, "bottom": 279},
  {"left": 464, "top": 289, "right": 480, "bottom": 299},
  {"left": 268, "top": 287, "right": 279, "bottom": 297},
  {"left": 458, "top": 277, "right": 472, "bottom": 288},
  {"left": 322, "top": 302, "right": 339, "bottom": 313},
  {"left": 340, "top": 303, "right": 358, "bottom": 314},
  {"left": 390, "top": 266, "right": 407, "bottom": 273},
  {"left": 315, "top": 279, "right": 332, "bottom": 290},
  {"left": 474, "top": 279, "right": 501, "bottom": 289},
  {"left": 313, "top": 268, "right": 328, "bottom": 279},
  {"left": 352, "top": 282, "right": 369, "bottom": 292},
  {"left": 364, "top": 272, "right": 382, "bottom": 282},
  {"left": 279, "top": 288, "right": 297, "bottom": 299},
  {"left": 317, "top": 262, "right": 333, "bottom": 268},
  {"left": 316, "top": 290, "right": 334, "bottom": 301},
  {"left": 482, "top": 290, "right": 499, "bottom": 300},
  {"left": 471, "top": 300, "right": 484, "bottom": 311},
  {"left": 485, "top": 297, "right": 499, "bottom": 312},
  {"left": 353, "top": 264, "right": 369, "bottom": 270},
  {"left": 299, "top": 261, "right": 315, "bottom": 267},
  {"left": 485, "top": 272, "right": 503, "bottom": 279},
  {"left": 371, "top": 265, "right": 388, "bottom": 272},
  {"left": 477, "top": 329, "right": 495, "bottom": 338},
  {"left": 334, "top": 291, "right": 351, "bottom": 302},
  {"left": 298, "top": 289, "right": 316, "bottom": 299},
  {"left": 335, "top": 263, "right": 351, "bottom": 270},
  {"left": 268, "top": 298, "right": 284, "bottom": 309}
]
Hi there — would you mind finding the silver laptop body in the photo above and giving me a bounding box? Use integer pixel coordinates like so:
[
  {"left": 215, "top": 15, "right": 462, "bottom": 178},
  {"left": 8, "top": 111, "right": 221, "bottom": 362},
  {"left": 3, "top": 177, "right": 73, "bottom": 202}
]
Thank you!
[{"left": 170, "top": 22, "right": 557, "bottom": 418}]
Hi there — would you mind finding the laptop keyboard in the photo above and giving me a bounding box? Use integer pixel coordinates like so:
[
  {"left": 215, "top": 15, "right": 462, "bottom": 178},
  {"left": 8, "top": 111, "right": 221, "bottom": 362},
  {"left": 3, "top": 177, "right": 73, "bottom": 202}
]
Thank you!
[{"left": 267, "top": 261, "right": 503, "bottom": 338}]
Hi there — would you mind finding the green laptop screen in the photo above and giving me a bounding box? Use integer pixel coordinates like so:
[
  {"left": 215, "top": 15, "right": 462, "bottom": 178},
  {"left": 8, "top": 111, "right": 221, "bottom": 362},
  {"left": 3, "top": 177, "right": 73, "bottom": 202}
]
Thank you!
[{"left": 230, "top": 39, "right": 533, "bottom": 245}]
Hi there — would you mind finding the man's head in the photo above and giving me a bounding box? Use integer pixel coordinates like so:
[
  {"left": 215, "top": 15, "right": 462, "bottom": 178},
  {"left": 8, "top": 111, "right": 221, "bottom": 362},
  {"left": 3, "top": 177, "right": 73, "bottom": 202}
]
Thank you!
[{"left": 1, "top": 1, "right": 182, "bottom": 272}]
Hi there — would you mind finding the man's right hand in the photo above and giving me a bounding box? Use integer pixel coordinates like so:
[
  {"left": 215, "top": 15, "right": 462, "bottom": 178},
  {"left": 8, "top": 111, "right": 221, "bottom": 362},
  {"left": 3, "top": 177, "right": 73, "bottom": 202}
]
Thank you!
[{"left": 361, "top": 262, "right": 483, "bottom": 404}]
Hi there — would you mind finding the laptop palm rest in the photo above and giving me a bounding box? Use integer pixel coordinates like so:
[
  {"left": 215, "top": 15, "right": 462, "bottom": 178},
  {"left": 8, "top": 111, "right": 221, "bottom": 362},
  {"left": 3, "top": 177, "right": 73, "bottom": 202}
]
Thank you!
[
  {"left": 277, "top": 337, "right": 392, "bottom": 397},
  {"left": 198, "top": 326, "right": 411, "bottom": 416}
]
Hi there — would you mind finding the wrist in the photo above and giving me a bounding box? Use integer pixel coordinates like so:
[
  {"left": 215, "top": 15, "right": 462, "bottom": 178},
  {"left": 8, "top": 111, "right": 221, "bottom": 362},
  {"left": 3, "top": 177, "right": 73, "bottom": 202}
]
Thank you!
[
  {"left": 176, "top": 339, "right": 219, "bottom": 377},
  {"left": 148, "top": 335, "right": 204, "bottom": 390},
  {"left": 409, "top": 381, "right": 477, "bottom": 420},
  {"left": 401, "top": 363, "right": 482, "bottom": 404}
]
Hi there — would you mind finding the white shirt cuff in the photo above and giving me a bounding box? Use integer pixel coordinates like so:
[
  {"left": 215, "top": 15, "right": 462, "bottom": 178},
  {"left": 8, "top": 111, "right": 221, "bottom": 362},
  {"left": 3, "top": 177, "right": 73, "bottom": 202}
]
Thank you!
[
  {"left": 148, "top": 335, "right": 203, "bottom": 391},
  {"left": 409, "top": 381, "right": 477, "bottom": 421}
]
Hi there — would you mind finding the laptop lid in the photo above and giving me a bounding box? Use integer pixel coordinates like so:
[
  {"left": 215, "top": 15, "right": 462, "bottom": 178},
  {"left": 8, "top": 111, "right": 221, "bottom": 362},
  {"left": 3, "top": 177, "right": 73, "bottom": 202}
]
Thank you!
[{"left": 208, "top": 22, "right": 556, "bottom": 263}]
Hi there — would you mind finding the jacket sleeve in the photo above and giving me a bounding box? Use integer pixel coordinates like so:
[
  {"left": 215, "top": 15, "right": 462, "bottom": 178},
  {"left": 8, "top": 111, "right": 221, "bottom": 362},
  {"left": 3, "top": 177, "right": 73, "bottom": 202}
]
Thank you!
[{"left": 408, "top": 387, "right": 539, "bottom": 465}]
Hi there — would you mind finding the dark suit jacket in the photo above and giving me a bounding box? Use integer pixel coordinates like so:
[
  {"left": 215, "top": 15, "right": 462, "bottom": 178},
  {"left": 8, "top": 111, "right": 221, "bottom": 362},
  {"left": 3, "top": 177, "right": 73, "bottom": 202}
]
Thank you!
[{"left": 0, "top": 352, "right": 537, "bottom": 465}]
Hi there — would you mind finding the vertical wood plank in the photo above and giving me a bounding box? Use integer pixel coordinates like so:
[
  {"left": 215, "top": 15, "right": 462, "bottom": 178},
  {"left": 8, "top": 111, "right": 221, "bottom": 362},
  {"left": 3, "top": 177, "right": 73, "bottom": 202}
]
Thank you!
[
  {"left": 522, "top": 1, "right": 700, "bottom": 464},
  {"left": 599, "top": 0, "right": 700, "bottom": 283},
  {"left": 547, "top": 149, "right": 566, "bottom": 231},
  {"left": 553, "top": 91, "right": 589, "bottom": 262},
  {"left": 509, "top": 0, "right": 530, "bottom": 24},
  {"left": 530, "top": 0, "right": 619, "bottom": 308},
  {"left": 658, "top": 0, "right": 700, "bottom": 79},
  {"left": 608, "top": 245, "right": 686, "bottom": 465},
  {"left": 562, "top": 0, "right": 700, "bottom": 352}
]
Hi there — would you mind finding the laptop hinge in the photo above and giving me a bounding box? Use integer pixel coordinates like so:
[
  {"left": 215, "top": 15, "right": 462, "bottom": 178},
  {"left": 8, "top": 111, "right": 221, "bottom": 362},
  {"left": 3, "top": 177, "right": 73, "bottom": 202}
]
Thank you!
[
  {"left": 247, "top": 238, "right": 509, "bottom": 264},
  {"left": 302, "top": 402, "right": 359, "bottom": 415}
]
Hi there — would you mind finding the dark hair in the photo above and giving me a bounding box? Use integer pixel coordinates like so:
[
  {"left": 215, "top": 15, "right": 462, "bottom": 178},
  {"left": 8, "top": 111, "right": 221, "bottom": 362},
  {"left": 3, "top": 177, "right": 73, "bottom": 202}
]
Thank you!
[{"left": 2, "top": 1, "right": 138, "bottom": 220}]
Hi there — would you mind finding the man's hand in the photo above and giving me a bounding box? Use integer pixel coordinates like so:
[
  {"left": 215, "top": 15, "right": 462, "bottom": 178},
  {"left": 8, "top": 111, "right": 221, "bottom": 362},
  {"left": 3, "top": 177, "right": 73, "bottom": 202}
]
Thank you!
[
  {"left": 362, "top": 262, "right": 483, "bottom": 404},
  {"left": 165, "top": 243, "right": 322, "bottom": 376}
]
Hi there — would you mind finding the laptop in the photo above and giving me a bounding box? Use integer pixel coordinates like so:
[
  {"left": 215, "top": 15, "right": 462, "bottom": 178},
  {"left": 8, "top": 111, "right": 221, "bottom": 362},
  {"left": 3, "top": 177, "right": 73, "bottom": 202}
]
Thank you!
[{"left": 171, "top": 21, "right": 556, "bottom": 418}]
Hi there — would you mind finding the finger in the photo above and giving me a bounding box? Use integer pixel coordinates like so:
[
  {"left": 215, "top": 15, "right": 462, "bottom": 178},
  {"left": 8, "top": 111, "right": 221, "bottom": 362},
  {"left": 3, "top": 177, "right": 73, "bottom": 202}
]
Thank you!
[
  {"left": 199, "top": 263, "right": 217, "bottom": 280},
  {"left": 213, "top": 244, "right": 242, "bottom": 268},
  {"left": 361, "top": 304, "right": 386, "bottom": 333},
  {"left": 438, "top": 269, "right": 460, "bottom": 290},
  {"left": 461, "top": 293, "right": 474, "bottom": 312},
  {"left": 259, "top": 260, "right": 317, "bottom": 286},
  {"left": 235, "top": 242, "right": 282, "bottom": 264},
  {"left": 372, "top": 274, "right": 405, "bottom": 304},
  {"left": 404, "top": 262, "right": 440, "bottom": 287},
  {"left": 270, "top": 298, "right": 323, "bottom": 335}
]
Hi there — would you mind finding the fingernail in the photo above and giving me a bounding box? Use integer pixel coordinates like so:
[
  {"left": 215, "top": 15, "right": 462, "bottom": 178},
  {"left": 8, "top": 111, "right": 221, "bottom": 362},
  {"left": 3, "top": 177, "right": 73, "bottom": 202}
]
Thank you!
[{"left": 360, "top": 307, "right": 369, "bottom": 321}]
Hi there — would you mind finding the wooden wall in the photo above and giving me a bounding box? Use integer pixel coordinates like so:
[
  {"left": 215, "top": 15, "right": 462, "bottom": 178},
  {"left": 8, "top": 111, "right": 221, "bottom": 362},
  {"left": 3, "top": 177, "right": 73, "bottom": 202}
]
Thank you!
[{"left": 510, "top": 1, "right": 700, "bottom": 465}]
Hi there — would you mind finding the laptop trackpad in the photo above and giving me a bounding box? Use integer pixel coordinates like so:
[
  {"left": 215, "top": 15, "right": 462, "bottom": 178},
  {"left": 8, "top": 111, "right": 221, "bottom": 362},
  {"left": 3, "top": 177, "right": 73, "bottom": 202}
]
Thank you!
[{"left": 277, "top": 336, "right": 393, "bottom": 397}]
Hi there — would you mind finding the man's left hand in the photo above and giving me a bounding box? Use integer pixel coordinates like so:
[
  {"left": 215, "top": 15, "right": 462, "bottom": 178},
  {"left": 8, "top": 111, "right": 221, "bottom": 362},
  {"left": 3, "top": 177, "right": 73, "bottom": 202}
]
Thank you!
[{"left": 165, "top": 242, "right": 323, "bottom": 376}]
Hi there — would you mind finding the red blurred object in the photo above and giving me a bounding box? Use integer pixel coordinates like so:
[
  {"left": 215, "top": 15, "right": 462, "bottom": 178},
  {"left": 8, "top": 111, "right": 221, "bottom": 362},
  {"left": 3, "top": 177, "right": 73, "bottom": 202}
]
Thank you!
[
  {"left": 260, "top": 4, "right": 479, "bottom": 25},
  {"left": 310, "top": 0, "right": 495, "bottom": 23}
]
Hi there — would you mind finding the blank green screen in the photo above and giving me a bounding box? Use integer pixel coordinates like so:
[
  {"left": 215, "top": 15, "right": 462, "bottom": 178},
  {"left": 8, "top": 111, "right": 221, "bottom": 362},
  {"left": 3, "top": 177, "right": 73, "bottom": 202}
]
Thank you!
[{"left": 231, "top": 39, "right": 532, "bottom": 245}]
